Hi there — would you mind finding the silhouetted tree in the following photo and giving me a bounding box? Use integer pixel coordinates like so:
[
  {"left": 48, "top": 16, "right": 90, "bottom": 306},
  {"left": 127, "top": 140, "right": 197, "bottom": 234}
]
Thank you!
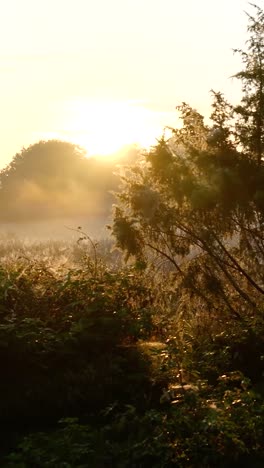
[
  {"left": 0, "top": 140, "right": 121, "bottom": 221},
  {"left": 233, "top": 4, "right": 264, "bottom": 165},
  {"left": 111, "top": 5, "right": 264, "bottom": 320}
]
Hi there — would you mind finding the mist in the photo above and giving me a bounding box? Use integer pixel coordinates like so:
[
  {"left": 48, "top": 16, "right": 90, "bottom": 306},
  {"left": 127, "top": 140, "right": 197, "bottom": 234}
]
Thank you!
[{"left": 0, "top": 140, "right": 140, "bottom": 241}]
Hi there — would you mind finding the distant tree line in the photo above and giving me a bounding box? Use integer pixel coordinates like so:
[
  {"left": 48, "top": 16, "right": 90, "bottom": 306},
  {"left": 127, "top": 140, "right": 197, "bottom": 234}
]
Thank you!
[{"left": 0, "top": 140, "right": 139, "bottom": 221}]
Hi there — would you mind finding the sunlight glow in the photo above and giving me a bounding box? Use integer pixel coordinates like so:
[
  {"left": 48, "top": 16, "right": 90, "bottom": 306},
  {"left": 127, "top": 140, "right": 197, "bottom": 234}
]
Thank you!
[
  {"left": 60, "top": 99, "right": 165, "bottom": 157},
  {"left": 0, "top": 0, "right": 248, "bottom": 169}
]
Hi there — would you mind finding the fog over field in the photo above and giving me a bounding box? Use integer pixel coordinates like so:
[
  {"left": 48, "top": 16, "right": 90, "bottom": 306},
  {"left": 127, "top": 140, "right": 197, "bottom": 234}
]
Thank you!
[
  {"left": 0, "top": 217, "right": 110, "bottom": 241},
  {"left": 0, "top": 141, "right": 140, "bottom": 241}
]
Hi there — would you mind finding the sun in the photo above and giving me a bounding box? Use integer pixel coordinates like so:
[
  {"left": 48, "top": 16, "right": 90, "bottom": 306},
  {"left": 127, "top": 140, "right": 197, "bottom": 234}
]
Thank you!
[
  {"left": 60, "top": 99, "right": 162, "bottom": 157},
  {"left": 33, "top": 99, "right": 178, "bottom": 160}
]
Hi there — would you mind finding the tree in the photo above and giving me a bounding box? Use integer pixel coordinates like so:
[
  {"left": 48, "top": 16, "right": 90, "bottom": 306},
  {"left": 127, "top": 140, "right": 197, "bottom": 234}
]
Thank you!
[
  {"left": 233, "top": 3, "right": 264, "bottom": 165},
  {"left": 111, "top": 5, "right": 264, "bottom": 320},
  {"left": 0, "top": 140, "right": 120, "bottom": 221}
]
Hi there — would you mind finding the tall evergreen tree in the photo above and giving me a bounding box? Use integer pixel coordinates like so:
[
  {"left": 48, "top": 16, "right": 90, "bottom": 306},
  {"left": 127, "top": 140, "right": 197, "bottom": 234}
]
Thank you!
[
  {"left": 234, "top": 3, "right": 264, "bottom": 165},
  {"left": 111, "top": 5, "right": 264, "bottom": 320}
]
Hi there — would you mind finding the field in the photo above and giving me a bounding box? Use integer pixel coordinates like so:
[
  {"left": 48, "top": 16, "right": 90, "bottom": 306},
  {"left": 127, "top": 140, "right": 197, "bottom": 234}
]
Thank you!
[{"left": 0, "top": 234, "right": 263, "bottom": 467}]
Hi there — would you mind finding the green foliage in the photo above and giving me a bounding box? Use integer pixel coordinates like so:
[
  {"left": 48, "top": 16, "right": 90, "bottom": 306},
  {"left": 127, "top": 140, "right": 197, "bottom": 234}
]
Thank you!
[
  {"left": 111, "top": 5, "right": 264, "bottom": 321},
  {"left": 0, "top": 237, "right": 263, "bottom": 466},
  {"left": 5, "top": 381, "right": 264, "bottom": 467},
  {"left": 0, "top": 252, "right": 155, "bottom": 444},
  {"left": 178, "top": 313, "right": 264, "bottom": 385},
  {"left": 233, "top": 4, "right": 264, "bottom": 164}
]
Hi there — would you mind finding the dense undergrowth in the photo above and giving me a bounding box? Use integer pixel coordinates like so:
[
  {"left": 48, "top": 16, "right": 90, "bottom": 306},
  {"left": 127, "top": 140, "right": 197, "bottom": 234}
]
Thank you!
[{"left": 0, "top": 238, "right": 263, "bottom": 468}]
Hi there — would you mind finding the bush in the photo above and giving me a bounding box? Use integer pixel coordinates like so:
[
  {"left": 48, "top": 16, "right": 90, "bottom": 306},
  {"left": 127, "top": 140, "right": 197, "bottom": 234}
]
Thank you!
[
  {"left": 5, "top": 382, "right": 264, "bottom": 467},
  {"left": 0, "top": 256, "right": 156, "bottom": 454}
]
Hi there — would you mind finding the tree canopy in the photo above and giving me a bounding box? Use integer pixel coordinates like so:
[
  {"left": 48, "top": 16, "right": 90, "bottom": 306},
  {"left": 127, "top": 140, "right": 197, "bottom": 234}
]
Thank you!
[
  {"left": 0, "top": 140, "right": 135, "bottom": 221},
  {"left": 112, "top": 4, "right": 264, "bottom": 320}
]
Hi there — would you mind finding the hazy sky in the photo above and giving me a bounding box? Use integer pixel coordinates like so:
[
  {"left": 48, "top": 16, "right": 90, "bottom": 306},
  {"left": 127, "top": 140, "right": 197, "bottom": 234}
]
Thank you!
[{"left": 0, "top": 0, "right": 259, "bottom": 168}]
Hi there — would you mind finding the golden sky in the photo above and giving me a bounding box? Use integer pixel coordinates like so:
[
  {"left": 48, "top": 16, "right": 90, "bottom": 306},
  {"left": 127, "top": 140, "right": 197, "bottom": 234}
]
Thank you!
[{"left": 0, "top": 0, "right": 253, "bottom": 168}]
